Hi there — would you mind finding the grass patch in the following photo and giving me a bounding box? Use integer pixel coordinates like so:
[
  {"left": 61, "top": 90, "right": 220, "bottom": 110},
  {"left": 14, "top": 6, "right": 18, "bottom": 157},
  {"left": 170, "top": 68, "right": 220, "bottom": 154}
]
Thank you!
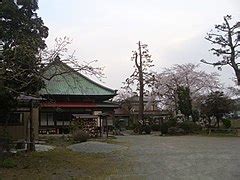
[
  {"left": 0, "top": 147, "right": 120, "bottom": 179},
  {"left": 41, "top": 135, "right": 73, "bottom": 147},
  {"left": 0, "top": 158, "right": 16, "bottom": 168},
  {"left": 0, "top": 136, "right": 130, "bottom": 179}
]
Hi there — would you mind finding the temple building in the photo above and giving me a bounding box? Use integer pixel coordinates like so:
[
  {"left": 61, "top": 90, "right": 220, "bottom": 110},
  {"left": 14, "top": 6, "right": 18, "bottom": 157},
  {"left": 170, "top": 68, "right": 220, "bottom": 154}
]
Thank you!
[
  {"left": 0, "top": 59, "right": 118, "bottom": 140},
  {"left": 39, "top": 59, "right": 118, "bottom": 135}
]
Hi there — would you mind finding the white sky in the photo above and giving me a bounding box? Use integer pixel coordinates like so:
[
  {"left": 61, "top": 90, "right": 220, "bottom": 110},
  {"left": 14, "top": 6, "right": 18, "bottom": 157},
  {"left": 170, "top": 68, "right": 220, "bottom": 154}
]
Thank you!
[{"left": 38, "top": 0, "right": 240, "bottom": 90}]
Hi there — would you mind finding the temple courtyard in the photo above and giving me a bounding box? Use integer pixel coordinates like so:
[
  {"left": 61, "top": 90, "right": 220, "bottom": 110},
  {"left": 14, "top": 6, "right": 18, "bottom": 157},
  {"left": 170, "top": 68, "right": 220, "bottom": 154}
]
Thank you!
[
  {"left": 1, "top": 135, "right": 240, "bottom": 179},
  {"left": 110, "top": 135, "right": 240, "bottom": 180}
]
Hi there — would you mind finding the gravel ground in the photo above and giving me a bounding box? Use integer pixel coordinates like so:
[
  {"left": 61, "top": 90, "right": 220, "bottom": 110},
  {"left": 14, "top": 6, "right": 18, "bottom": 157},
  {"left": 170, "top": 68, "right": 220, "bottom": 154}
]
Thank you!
[
  {"left": 108, "top": 135, "right": 240, "bottom": 180},
  {"left": 67, "top": 141, "right": 127, "bottom": 153},
  {"left": 13, "top": 144, "right": 55, "bottom": 153},
  {"left": 35, "top": 144, "right": 55, "bottom": 152}
]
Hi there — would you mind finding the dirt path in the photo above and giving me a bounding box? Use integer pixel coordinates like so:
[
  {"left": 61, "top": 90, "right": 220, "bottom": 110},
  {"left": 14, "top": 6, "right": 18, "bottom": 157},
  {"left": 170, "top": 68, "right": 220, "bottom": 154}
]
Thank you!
[{"left": 108, "top": 135, "right": 240, "bottom": 180}]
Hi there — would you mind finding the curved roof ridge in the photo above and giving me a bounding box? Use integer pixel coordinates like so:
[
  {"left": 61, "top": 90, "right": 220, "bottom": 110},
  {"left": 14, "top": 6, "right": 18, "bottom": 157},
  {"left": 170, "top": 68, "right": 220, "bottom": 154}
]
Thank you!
[
  {"left": 41, "top": 59, "right": 117, "bottom": 96},
  {"left": 55, "top": 59, "right": 116, "bottom": 94}
]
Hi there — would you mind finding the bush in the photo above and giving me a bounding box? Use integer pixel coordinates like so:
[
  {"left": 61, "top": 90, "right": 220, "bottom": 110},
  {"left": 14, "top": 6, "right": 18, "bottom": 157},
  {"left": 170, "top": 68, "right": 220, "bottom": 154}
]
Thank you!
[
  {"left": 143, "top": 125, "right": 151, "bottom": 134},
  {"left": 192, "top": 109, "right": 200, "bottom": 122},
  {"left": 133, "top": 124, "right": 142, "bottom": 134},
  {"left": 222, "top": 119, "right": 231, "bottom": 128},
  {"left": 70, "top": 120, "right": 84, "bottom": 132},
  {"left": 179, "top": 121, "right": 202, "bottom": 134},
  {"left": 160, "top": 118, "right": 177, "bottom": 135},
  {"left": 1, "top": 158, "right": 16, "bottom": 168},
  {"left": 151, "top": 124, "right": 161, "bottom": 131},
  {"left": 168, "top": 127, "right": 185, "bottom": 135},
  {"left": 15, "top": 141, "right": 25, "bottom": 149},
  {"left": 160, "top": 123, "right": 168, "bottom": 134},
  {"left": 166, "top": 118, "right": 177, "bottom": 128},
  {"left": 72, "top": 130, "right": 89, "bottom": 142},
  {"left": 115, "top": 119, "right": 127, "bottom": 130},
  {"left": 128, "top": 123, "right": 138, "bottom": 130},
  {"left": 0, "top": 131, "right": 13, "bottom": 152}
]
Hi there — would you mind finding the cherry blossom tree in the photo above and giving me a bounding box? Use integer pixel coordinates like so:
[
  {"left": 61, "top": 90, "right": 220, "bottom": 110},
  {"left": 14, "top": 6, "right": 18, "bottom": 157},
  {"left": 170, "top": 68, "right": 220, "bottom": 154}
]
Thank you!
[{"left": 152, "top": 63, "right": 221, "bottom": 112}]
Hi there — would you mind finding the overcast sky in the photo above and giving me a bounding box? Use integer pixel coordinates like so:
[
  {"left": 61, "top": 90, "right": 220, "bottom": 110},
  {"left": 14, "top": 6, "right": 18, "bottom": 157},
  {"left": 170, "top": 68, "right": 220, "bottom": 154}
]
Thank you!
[{"left": 38, "top": 0, "right": 240, "bottom": 90}]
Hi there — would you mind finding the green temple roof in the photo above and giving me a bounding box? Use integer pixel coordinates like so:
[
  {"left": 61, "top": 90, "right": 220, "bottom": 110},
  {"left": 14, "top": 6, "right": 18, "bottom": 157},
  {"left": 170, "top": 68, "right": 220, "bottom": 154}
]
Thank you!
[{"left": 40, "top": 60, "right": 116, "bottom": 96}]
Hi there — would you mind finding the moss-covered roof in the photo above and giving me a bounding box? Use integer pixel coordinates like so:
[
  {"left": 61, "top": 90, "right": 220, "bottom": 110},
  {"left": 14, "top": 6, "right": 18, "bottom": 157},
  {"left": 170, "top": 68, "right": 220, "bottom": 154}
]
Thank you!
[{"left": 40, "top": 60, "right": 116, "bottom": 96}]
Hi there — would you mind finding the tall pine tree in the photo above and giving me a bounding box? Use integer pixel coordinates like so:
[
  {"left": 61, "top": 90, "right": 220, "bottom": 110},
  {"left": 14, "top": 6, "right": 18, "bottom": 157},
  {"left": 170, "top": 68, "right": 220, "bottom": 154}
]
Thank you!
[
  {"left": 0, "top": 1, "right": 48, "bottom": 150},
  {"left": 0, "top": 0, "right": 48, "bottom": 96}
]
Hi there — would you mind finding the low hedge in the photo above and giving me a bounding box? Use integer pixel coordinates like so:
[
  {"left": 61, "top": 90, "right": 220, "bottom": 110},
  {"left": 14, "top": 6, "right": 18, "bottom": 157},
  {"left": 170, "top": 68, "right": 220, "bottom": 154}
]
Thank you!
[
  {"left": 72, "top": 130, "right": 89, "bottom": 142},
  {"left": 222, "top": 119, "right": 231, "bottom": 129}
]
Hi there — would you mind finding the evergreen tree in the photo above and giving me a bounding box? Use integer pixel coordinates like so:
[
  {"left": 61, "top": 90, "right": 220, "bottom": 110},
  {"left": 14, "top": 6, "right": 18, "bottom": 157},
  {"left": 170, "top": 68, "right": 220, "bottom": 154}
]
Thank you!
[
  {"left": 0, "top": 0, "right": 48, "bottom": 151},
  {"left": 0, "top": 0, "right": 48, "bottom": 95},
  {"left": 200, "top": 91, "right": 233, "bottom": 128},
  {"left": 177, "top": 86, "right": 192, "bottom": 118}
]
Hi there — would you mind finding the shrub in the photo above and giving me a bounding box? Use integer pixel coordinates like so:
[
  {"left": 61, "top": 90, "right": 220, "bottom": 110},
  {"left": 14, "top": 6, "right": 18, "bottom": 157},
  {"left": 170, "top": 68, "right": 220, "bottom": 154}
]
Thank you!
[
  {"left": 70, "top": 120, "right": 84, "bottom": 132},
  {"left": 166, "top": 118, "right": 177, "bottom": 128},
  {"left": 222, "top": 119, "right": 231, "bottom": 128},
  {"left": 15, "top": 141, "right": 25, "bottom": 149},
  {"left": 128, "top": 123, "right": 138, "bottom": 130},
  {"left": 168, "top": 127, "right": 185, "bottom": 135},
  {"left": 0, "top": 131, "right": 13, "bottom": 153},
  {"left": 160, "top": 123, "right": 168, "bottom": 134},
  {"left": 192, "top": 109, "right": 200, "bottom": 122},
  {"left": 143, "top": 125, "right": 151, "bottom": 134},
  {"left": 1, "top": 158, "right": 16, "bottom": 168},
  {"left": 151, "top": 124, "right": 161, "bottom": 131},
  {"left": 115, "top": 119, "right": 127, "bottom": 130},
  {"left": 179, "top": 121, "right": 202, "bottom": 134},
  {"left": 72, "top": 130, "right": 89, "bottom": 142},
  {"left": 133, "top": 123, "right": 147, "bottom": 134}
]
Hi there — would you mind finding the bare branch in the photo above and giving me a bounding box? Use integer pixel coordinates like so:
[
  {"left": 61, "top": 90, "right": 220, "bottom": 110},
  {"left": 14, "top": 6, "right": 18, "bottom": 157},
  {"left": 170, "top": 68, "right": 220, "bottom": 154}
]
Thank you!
[{"left": 203, "top": 15, "right": 240, "bottom": 85}]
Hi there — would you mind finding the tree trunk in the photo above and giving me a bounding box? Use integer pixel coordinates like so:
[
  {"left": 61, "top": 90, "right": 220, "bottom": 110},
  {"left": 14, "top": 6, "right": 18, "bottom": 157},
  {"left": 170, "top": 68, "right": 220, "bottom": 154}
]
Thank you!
[
  {"left": 137, "top": 41, "right": 144, "bottom": 125},
  {"left": 207, "top": 116, "right": 211, "bottom": 128},
  {"left": 139, "top": 70, "right": 144, "bottom": 125},
  {"left": 29, "top": 100, "right": 35, "bottom": 151},
  {"left": 234, "top": 69, "right": 240, "bottom": 85},
  {"left": 217, "top": 117, "right": 220, "bottom": 128}
]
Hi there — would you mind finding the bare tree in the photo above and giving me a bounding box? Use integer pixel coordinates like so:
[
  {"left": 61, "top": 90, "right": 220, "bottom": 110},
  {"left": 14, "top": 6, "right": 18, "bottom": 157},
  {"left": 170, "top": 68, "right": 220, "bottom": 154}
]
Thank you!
[
  {"left": 123, "top": 41, "right": 154, "bottom": 125},
  {"left": 201, "top": 15, "right": 240, "bottom": 85},
  {"left": 40, "top": 37, "right": 104, "bottom": 80}
]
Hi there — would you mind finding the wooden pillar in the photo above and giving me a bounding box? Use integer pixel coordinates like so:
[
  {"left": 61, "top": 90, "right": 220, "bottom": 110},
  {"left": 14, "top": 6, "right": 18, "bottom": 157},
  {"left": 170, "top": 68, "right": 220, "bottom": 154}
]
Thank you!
[
  {"left": 26, "top": 112, "right": 29, "bottom": 148},
  {"left": 69, "top": 110, "right": 72, "bottom": 133},
  {"left": 106, "top": 118, "right": 108, "bottom": 138},
  {"left": 62, "top": 112, "right": 64, "bottom": 135},
  {"left": 100, "top": 116, "right": 102, "bottom": 137}
]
